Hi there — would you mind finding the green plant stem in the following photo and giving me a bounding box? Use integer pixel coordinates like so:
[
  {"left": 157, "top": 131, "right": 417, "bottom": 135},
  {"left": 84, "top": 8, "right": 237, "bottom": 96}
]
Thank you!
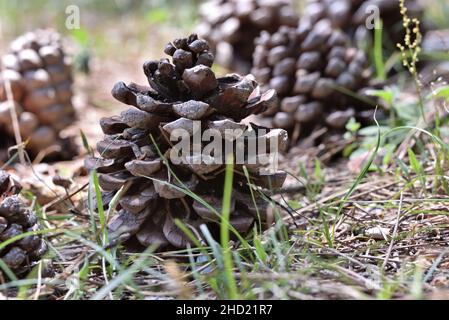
[{"left": 221, "top": 158, "right": 239, "bottom": 299}]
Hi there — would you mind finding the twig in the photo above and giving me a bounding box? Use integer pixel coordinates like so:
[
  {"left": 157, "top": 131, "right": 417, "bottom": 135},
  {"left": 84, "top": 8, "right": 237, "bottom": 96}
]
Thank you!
[
  {"left": 0, "top": 22, "right": 25, "bottom": 164},
  {"left": 2, "top": 76, "right": 25, "bottom": 165},
  {"left": 43, "top": 182, "right": 89, "bottom": 210},
  {"left": 423, "top": 249, "right": 449, "bottom": 283},
  {"left": 33, "top": 261, "right": 43, "bottom": 300},
  {"left": 268, "top": 184, "right": 306, "bottom": 195},
  {"left": 332, "top": 264, "right": 381, "bottom": 291},
  {"left": 382, "top": 192, "right": 403, "bottom": 270}
]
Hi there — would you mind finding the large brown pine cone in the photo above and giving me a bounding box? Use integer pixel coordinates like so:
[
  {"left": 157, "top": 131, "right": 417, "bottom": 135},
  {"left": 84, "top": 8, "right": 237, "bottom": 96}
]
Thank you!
[
  {"left": 303, "top": 0, "right": 424, "bottom": 48},
  {"left": 251, "top": 22, "right": 376, "bottom": 143},
  {"left": 0, "top": 170, "right": 47, "bottom": 276},
  {"left": 0, "top": 29, "right": 77, "bottom": 162},
  {"left": 86, "top": 34, "right": 288, "bottom": 251},
  {"left": 197, "top": 0, "right": 299, "bottom": 74}
]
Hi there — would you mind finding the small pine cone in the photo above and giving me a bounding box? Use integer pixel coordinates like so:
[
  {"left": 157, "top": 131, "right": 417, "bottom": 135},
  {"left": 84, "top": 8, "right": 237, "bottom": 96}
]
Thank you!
[
  {"left": 303, "top": 0, "right": 425, "bottom": 48},
  {"left": 196, "top": 0, "right": 299, "bottom": 73},
  {"left": 251, "top": 21, "right": 375, "bottom": 142},
  {"left": 86, "top": 34, "right": 287, "bottom": 251},
  {"left": 0, "top": 29, "right": 77, "bottom": 162},
  {"left": 0, "top": 170, "right": 47, "bottom": 276}
]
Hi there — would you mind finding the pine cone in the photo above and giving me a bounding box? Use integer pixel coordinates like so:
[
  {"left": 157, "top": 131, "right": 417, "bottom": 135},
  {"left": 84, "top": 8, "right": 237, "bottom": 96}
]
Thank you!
[
  {"left": 0, "top": 170, "right": 47, "bottom": 276},
  {"left": 197, "top": 0, "right": 298, "bottom": 73},
  {"left": 303, "top": 0, "right": 424, "bottom": 48},
  {"left": 0, "top": 29, "right": 76, "bottom": 162},
  {"left": 251, "top": 21, "right": 376, "bottom": 143},
  {"left": 86, "top": 34, "right": 287, "bottom": 250}
]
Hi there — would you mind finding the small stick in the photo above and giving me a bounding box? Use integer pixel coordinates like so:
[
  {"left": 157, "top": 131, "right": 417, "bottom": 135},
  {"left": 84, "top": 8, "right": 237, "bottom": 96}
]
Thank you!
[
  {"left": 382, "top": 192, "right": 403, "bottom": 270},
  {"left": 2, "top": 72, "right": 25, "bottom": 164},
  {"left": 43, "top": 182, "right": 89, "bottom": 210},
  {"left": 0, "top": 21, "right": 25, "bottom": 164}
]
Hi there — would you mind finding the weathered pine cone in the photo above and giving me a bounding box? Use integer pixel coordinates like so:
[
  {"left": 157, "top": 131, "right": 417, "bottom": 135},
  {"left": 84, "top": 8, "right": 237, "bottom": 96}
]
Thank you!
[
  {"left": 197, "top": 0, "right": 298, "bottom": 73},
  {"left": 0, "top": 29, "right": 76, "bottom": 162},
  {"left": 0, "top": 170, "right": 47, "bottom": 276},
  {"left": 251, "top": 22, "right": 375, "bottom": 143},
  {"left": 86, "top": 34, "right": 287, "bottom": 250},
  {"left": 303, "top": 0, "right": 424, "bottom": 48}
]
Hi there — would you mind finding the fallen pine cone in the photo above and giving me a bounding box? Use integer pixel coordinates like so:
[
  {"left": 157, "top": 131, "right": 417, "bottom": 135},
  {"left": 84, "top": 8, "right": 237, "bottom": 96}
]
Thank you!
[
  {"left": 302, "top": 0, "right": 425, "bottom": 50},
  {"left": 0, "top": 169, "right": 47, "bottom": 277},
  {"left": 196, "top": 0, "right": 298, "bottom": 73},
  {"left": 86, "top": 34, "right": 288, "bottom": 251},
  {"left": 251, "top": 20, "right": 383, "bottom": 146},
  {"left": 0, "top": 29, "right": 77, "bottom": 162}
]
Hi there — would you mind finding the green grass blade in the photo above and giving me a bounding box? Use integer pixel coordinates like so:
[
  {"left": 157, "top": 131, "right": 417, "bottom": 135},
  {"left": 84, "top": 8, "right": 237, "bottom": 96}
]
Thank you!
[
  {"left": 91, "top": 170, "right": 106, "bottom": 234},
  {"left": 220, "top": 159, "right": 239, "bottom": 299},
  {"left": 374, "top": 19, "right": 386, "bottom": 81},
  {"left": 80, "top": 129, "right": 93, "bottom": 156}
]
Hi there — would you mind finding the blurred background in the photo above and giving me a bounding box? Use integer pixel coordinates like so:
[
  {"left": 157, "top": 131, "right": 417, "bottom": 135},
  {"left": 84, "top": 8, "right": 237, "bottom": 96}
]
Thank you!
[
  {"left": 1, "top": 0, "right": 449, "bottom": 149},
  {"left": 1, "top": 0, "right": 448, "bottom": 105},
  {"left": 0, "top": 0, "right": 209, "bottom": 149},
  {"left": 0, "top": 0, "right": 202, "bottom": 110}
]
